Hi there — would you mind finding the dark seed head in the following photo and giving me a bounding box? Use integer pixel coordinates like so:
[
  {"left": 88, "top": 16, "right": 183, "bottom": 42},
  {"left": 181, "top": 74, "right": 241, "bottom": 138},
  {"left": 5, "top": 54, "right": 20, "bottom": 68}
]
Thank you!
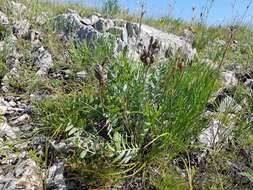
[
  {"left": 139, "top": 36, "right": 160, "bottom": 65},
  {"left": 95, "top": 64, "right": 107, "bottom": 86}
]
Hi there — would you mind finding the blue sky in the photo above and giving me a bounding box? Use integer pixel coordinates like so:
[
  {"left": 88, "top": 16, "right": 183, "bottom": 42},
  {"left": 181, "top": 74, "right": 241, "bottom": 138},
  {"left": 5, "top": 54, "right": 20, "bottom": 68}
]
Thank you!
[{"left": 52, "top": 0, "right": 253, "bottom": 25}]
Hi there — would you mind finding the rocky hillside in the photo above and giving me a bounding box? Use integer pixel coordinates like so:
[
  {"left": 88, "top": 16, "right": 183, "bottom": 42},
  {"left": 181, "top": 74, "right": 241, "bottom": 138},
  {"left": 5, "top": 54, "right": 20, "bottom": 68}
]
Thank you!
[{"left": 0, "top": 1, "right": 253, "bottom": 190}]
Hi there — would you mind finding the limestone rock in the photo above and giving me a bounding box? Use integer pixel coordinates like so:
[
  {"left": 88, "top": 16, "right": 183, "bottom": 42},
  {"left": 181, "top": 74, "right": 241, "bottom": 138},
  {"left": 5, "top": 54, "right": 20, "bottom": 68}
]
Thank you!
[
  {"left": 0, "top": 120, "right": 19, "bottom": 140},
  {"left": 0, "top": 11, "right": 9, "bottom": 26},
  {"left": 10, "top": 114, "right": 30, "bottom": 125},
  {"left": 45, "top": 162, "right": 67, "bottom": 190},
  {"left": 218, "top": 96, "right": 242, "bottom": 113},
  {"left": 12, "top": 19, "right": 30, "bottom": 38},
  {"left": 93, "top": 18, "right": 114, "bottom": 32},
  {"left": 0, "top": 97, "right": 25, "bottom": 116},
  {"left": 199, "top": 119, "right": 220, "bottom": 147},
  {"left": 220, "top": 71, "right": 238, "bottom": 88},
  {"left": 29, "top": 30, "right": 42, "bottom": 45},
  {"left": 245, "top": 79, "right": 253, "bottom": 89},
  {"left": 0, "top": 159, "right": 43, "bottom": 190},
  {"left": 34, "top": 46, "right": 53, "bottom": 75},
  {"left": 76, "top": 70, "right": 87, "bottom": 80},
  {"left": 199, "top": 114, "right": 236, "bottom": 147},
  {"left": 87, "top": 13, "right": 101, "bottom": 25},
  {"left": 181, "top": 29, "right": 195, "bottom": 44},
  {"left": 125, "top": 23, "right": 197, "bottom": 60},
  {"left": 54, "top": 11, "right": 196, "bottom": 61}
]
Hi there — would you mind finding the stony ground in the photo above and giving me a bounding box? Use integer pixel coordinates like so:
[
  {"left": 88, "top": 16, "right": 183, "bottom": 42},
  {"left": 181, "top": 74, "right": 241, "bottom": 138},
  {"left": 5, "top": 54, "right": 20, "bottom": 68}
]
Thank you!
[{"left": 0, "top": 1, "right": 252, "bottom": 190}]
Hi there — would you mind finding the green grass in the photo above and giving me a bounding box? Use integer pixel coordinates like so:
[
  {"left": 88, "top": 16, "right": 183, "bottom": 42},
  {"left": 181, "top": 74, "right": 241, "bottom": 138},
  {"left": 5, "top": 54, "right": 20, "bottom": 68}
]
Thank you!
[
  {"left": 0, "top": 0, "right": 252, "bottom": 189},
  {"left": 0, "top": 56, "right": 7, "bottom": 80},
  {"left": 34, "top": 42, "right": 218, "bottom": 187}
]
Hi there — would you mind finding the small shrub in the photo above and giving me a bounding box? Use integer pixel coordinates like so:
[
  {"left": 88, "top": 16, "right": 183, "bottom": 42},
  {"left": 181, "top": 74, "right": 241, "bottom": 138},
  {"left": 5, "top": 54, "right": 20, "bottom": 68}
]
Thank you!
[{"left": 35, "top": 49, "right": 217, "bottom": 183}]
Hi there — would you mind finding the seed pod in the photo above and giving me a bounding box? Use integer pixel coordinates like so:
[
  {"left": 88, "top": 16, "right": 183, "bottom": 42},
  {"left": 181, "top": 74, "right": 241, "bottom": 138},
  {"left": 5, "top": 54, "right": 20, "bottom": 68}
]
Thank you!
[
  {"left": 146, "top": 57, "right": 151, "bottom": 65},
  {"left": 139, "top": 37, "right": 160, "bottom": 66},
  {"left": 177, "top": 62, "right": 184, "bottom": 71},
  {"left": 94, "top": 64, "right": 107, "bottom": 86},
  {"left": 148, "top": 36, "right": 154, "bottom": 51}
]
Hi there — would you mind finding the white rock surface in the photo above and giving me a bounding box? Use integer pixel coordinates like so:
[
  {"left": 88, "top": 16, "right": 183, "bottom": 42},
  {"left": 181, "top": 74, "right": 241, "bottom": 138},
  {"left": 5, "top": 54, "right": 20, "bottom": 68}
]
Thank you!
[
  {"left": 0, "top": 120, "right": 19, "bottom": 140},
  {"left": 124, "top": 23, "right": 197, "bottom": 60},
  {"left": 13, "top": 19, "right": 30, "bottom": 38},
  {"left": 220, "top": 71, "right": 238, "bottom": 88},
  {"left": 218, "top": 96, "right": 242, "bottom": 113},
  {"left": 45, "top": 162, "right": 66, "bottom": 190},
  {"left": 76, "top": 70, "right": 87, "bottom": 80},
  {"left": 0, "top": 11, "right": 9, "bottom": 26},
  {"left": 54, "top": 11, "right": 196, "bottom": 61},
  {"left": 199, "top": 119, "right": 220, "bottom": 147},
  {"left": 199, "top": 115, "right": 235, "bottom": 148},
  {"left": 0, "top": 159, "right": 43, "bottom": 190},
  {"left": 245, "top": 79, "right": 253, "bottom": 89},
  {"left": 35, "top": 46, "right": 53, "bottom": 75}
]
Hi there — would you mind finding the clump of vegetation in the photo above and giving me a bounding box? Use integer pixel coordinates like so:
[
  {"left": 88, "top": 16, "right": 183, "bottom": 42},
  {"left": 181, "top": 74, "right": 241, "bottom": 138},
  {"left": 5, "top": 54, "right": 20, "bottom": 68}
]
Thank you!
[
  {"left": 35, "top": 34, "right": 218, "bottom": 187},
  {"left": 0, "top": 56, "right": 7, "bottom": 80},
  {"left": 102, "top": 0, "right": 121, "bottom": 18},
  {"left": 0, "top": 0, "right": 252, "bottom": 189}
]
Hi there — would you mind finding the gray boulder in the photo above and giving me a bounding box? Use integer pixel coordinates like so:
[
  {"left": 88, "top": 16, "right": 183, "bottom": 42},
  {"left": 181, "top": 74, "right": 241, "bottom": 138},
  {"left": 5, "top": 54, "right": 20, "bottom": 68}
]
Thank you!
[
  {"left": 12, "top": 19, "right": 30, "bottom": 38},
  {"left": 0, "top": 11, "right": 9, "bottom": 26},
  {"left": 0, "top": 120, "right": 19, "bottom": 140},
  {"left": 54, "top": 11, "right": 196, "bottom": 61},
  {"left": 45, "top": 162, "right": 67, "bottom": 190},
  {"left": 76, "top": 70, "right": 87, "bottom": 80},
  {"left": 29, "top": 30, "right": 42, "bottom": 45},
  {"left": 0, "top": 96, "right": 26, "bottom": 116},
  {"left": 0, "top": 158, "right": 43, "bottom": 190},
  {"left": 54, "top": 11, "right": 102, "bottom": 47},
  {"left": 125, "top": 23, "right": 197, "bottom": 60},
  {"left": 199, "top": 113, "right": 236, "bottom": 148},
  {"left": 220, "top": 71, "right": 238, "bottom": 88},
  {"left": 87, "top": 13, "right": 101, "bottom": 25},
  {"left": 94, "top": 18, "right": 114, "bottom": 32},
  {"left": 199, "top": 119, "right": 220, "bottom": 148},
  {"left": 34, "top": 46, "right": 53, "bottom": 76},
  {"left": 245, "top": 79, "right": 253, "bottom": 89}
]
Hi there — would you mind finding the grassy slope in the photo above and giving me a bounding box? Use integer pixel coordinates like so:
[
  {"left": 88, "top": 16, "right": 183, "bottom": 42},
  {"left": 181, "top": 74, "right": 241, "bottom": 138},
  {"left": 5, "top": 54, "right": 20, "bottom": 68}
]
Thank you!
[{"left": 0, "top": 0, "right": 253, "bottom": 189}]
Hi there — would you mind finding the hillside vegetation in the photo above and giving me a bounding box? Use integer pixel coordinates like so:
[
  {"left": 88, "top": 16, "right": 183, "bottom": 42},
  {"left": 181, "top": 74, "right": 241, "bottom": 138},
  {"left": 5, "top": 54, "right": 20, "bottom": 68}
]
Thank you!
[{"left": 0, "top": 0, "right": 253, "bottom": 189}]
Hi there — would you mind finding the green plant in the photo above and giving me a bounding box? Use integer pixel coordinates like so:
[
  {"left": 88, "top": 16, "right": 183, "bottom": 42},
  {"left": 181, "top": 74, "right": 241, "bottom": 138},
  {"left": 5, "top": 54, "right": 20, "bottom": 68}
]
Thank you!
[
  {"left": 240, "top": 171, "right": 253, "bottom": 183},
  {"left": 102, "top": 0, "right": 120, "bottom": 18},
  {"left": 6, "top": 64, "right": 39, "bottom": 94},
  {"left": 152, "top": 171, "right": 187, "bottom": 190},
  {"left": 35, "top": 47, "right": 217, "bottom": 184},
  {"left": 1, "top": 0, "right": 253, "bottom": 189},
  {"left": 0, "top": 57, "right": 7, "bottom": 80},
  {"left": 66, "top": 37, "right": 115, "bottom": 78}
]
